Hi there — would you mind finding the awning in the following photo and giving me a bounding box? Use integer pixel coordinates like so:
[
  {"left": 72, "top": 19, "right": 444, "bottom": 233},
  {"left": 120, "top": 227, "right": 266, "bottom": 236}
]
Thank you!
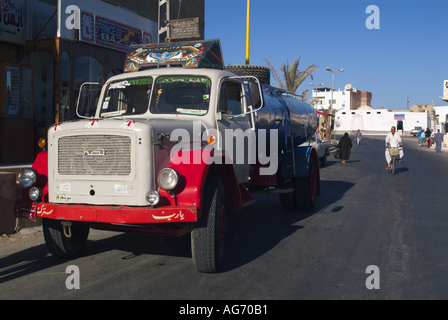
[{"left": 316, "top": 110, "right": 331, "bottom": 116}]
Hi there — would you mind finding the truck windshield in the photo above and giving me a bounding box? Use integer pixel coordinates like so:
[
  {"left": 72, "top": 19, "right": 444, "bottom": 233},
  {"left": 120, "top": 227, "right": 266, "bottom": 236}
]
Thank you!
[
  {"left": 100, "top": 77, "right": 153, "bottom": 118},
  {"left": 150, "top": 76, "right": 211, "bottom": 115}
]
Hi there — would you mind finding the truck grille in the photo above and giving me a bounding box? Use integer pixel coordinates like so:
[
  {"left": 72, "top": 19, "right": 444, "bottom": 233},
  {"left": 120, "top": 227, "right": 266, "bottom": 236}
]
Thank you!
[{"left": 58, "top": 135, "right": 132, "bottom": 176}]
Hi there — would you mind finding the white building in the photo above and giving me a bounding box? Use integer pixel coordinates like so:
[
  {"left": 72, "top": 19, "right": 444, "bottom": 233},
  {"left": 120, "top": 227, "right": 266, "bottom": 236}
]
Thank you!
[
  {"left": 335, "top": 106, "right": 432, "bottom": 134},
  {"left": 311, "top": 85, "right": 372, "bottom": 112}
]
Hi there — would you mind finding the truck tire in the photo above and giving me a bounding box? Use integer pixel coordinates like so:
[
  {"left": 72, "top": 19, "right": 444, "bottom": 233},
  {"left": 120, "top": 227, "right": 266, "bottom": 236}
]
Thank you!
[
  {"left": 191, "top": 176, "right": 226, "bottom": 273},
  {"left": 224, "top": 65, "right": 270, "bottom": 85},
  {"left": 297, "top": 160, "right": 318, "bottom": 212},
  {"left": 43, "top": 218, "right": 90, "bottom": 258}
]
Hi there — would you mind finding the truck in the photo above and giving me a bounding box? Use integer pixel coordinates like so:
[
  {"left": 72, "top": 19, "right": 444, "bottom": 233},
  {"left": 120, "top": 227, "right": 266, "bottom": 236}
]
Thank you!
[{"left": 15, "top": 39, "right": 320, "bottom": 273}]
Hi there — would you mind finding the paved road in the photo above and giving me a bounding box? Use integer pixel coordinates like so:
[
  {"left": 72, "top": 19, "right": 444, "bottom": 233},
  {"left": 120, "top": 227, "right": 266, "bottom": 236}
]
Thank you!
[{"left": 1, "top": 135, "right": 448, "bottom": 300}]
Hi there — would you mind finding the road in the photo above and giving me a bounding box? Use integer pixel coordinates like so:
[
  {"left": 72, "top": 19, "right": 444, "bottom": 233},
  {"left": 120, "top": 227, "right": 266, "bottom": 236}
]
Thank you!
[{"left": 1, "top": 135, "right": 448, "bottom": 300}]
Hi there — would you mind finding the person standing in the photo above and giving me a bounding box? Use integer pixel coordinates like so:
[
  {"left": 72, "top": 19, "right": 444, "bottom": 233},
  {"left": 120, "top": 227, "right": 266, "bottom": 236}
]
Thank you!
[
  {"left": 337, "top": 132, "right": 353, "bottom": 164},
  {"left": 355, "top": 129, "right": 362, "bottom": 145},
  {"left": 385, "top": 126, "right": 404, "bottom": 170},
  {"left": 434, "top": 129, "right": 444, "bottom": 153},
  {"left": 425, "top": 128, "right": 431, "bottom": 148},
  {"left": 417, "top": 129, "right": 422, "bottom": 146}
]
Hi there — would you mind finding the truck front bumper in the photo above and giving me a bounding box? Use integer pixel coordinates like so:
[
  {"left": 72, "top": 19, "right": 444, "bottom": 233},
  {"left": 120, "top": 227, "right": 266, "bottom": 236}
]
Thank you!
[{"left": 14, "top": 201, "right": 198, "bottom": 224}]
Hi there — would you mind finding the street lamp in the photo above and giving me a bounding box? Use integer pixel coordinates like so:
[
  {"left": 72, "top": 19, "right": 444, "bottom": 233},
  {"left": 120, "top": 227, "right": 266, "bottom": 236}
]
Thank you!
[
  {"left": 326, "top": 67, "right": 344, "bottom": 139},
  {"left": 309, "top": 83, "right": 324, "bottom": 108}
]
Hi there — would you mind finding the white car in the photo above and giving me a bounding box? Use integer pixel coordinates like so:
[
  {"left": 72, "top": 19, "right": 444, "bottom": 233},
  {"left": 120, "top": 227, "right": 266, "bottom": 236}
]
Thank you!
[{"left": 300, "top": 131, "right": 331, "bottom": 166}]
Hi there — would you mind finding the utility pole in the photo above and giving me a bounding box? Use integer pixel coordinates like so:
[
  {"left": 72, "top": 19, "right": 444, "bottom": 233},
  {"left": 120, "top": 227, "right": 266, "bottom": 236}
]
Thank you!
[{"left": 246, "top": 0, "right": 250, "bottom": 65}]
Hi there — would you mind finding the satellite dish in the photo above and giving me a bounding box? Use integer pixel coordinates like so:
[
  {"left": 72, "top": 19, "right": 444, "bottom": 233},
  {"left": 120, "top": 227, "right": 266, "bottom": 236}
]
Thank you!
[{"left": 345, "top": 84, "right": 352, "bottom": 91}]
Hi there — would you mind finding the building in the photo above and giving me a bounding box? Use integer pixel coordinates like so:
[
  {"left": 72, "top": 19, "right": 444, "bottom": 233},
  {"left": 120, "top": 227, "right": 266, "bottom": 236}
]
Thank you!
[
  {"left": 311, "top": 85, "right": 372, "bottom": 112},
  {"left": 335, "top": 106, "right": 432, "bottom": 135},
  {"left": 0, "top": 0, "right": 205, "bottom": 165}
]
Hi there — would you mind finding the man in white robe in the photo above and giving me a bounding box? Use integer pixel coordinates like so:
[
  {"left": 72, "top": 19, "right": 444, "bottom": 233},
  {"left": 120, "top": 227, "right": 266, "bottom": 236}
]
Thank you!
[{"left": 385, "top": 126, "right": 404, "bottom": 169}]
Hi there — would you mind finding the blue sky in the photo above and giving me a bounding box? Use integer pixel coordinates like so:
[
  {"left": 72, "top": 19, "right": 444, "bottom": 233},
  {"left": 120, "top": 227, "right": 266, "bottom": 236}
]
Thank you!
[{"left": 205, "top": 0, "right": 448, "bottom": 110}]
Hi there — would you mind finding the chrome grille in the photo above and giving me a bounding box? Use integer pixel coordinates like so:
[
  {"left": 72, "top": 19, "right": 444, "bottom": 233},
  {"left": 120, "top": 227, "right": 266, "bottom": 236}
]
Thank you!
[{"left": 58, "top": 135, "right": 131, "bottom": 176}]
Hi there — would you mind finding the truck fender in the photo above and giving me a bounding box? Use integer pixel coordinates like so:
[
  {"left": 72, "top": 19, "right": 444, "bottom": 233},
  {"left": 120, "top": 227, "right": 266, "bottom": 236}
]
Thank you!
[
  {"left": 23, "top": 152, "right": 49, "bottom": 201},
  {"left": 163, "top": 149, "right": 241, "bottom": 217}
]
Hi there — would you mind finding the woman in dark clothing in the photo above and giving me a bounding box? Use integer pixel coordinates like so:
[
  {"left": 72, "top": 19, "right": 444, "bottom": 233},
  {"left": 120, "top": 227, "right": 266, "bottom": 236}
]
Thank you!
[{"left": 337, "top": 132, "right": 353, "bottom": 163}]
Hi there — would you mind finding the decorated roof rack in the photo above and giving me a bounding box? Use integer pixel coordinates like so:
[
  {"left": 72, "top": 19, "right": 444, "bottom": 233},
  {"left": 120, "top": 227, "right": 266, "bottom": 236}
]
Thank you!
[{"left": 124, "top": 39, "right": 224, "bottom": 72}]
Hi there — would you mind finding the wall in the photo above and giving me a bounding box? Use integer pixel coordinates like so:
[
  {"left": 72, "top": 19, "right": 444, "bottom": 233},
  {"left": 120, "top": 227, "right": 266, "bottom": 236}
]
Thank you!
[{"left": 336, "top": 109, "right": 430, "bottom": 133}]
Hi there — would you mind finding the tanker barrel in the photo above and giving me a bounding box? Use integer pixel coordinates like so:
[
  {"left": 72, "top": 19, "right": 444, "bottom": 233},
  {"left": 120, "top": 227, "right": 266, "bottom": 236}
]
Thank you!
[{"left": 253, "top": 86, "right": 319, "bottom": 151}]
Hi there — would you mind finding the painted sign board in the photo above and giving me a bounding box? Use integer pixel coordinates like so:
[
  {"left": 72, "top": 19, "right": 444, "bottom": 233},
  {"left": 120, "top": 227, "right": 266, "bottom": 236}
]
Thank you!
[{"left": 0, "top": 0, "right": 26, "bottom": 45}]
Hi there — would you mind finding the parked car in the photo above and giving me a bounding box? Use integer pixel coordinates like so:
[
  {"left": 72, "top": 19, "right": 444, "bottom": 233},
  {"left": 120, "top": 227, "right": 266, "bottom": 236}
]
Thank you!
[
  {"left": 410, "top": 126, "right": 422, "bottom": 136},
  {"left": 300, "top": 131, "right": 331, "bottom": 166}
]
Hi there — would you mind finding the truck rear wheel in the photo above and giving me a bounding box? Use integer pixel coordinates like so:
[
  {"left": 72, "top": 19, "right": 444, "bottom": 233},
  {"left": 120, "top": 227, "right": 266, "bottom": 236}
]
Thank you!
[
  {"left": 191, "top": 176, "right": 225, "bottom": 273},
  {"left": 224, "top": 65, "right": 270, "bottom": 85},
  {"left": 297, "top": 160, "right": 318, "bottom": 212},
  {"left": 43, "top": 218, "right": 90, "bottom": 258}
]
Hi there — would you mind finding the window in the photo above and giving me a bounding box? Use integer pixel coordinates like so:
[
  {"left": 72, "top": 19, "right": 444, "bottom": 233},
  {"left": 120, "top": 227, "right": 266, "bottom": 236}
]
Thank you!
[
  {"left": 150, "top": 76, "right": 211, "bottom": 116},
  {"left": 218, "top": 81, "right": 244, "bottom": 115},
  {"left": 3, "top": 64, "right": 32, "bottom": 118},
  {"left": 101, "top": 77, "right": 153, "bottom": 117}
]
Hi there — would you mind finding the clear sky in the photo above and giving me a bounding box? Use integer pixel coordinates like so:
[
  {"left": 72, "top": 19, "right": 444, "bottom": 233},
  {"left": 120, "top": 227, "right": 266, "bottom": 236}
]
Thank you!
[{"left": 205, "top": 0, "right": 448, "bottom": 110}]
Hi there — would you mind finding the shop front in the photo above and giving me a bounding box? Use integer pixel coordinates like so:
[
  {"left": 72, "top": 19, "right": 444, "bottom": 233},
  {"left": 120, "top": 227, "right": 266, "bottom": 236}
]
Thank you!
[{"left": 0, "top": 0, "right": 157, "bottom": 165}]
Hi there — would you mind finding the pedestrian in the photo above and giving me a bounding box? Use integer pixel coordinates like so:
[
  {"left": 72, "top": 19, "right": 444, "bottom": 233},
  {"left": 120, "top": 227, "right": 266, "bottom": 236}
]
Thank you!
[
  {"left": 434, "top": 129, "right": 444, "bottom": 153},
  {"left": 425, "top": 128, "right": 431, "bottom": 148},
  {"left": 417, "top": 130, "right": 422, "bottom": 146},
  {"left": 337, "top": 132, "right": 353, "bottom": 164},
  {"left": 355, "top": 129, "right": 362, "bottom": 145}
]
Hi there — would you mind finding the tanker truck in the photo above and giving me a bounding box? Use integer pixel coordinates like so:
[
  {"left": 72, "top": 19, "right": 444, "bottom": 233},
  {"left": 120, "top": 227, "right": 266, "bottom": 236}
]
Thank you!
[{"left": 15, "top": 39, "right": 320, "bottom": 273}]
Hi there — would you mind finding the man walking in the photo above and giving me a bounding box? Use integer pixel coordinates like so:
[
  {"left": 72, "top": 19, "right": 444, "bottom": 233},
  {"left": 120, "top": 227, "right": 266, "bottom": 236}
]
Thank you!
[
  {"left": 355, "top": 129, "right": 362, "bottom": 145},
  {"left": 434, "top": 129, "right": 444, "bottom": 153}
]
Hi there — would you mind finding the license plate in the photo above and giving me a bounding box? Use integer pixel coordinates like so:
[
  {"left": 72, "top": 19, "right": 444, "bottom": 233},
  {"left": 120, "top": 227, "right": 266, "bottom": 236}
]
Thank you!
[{"left": 15, "top": 204, "right": 37, "bottom": 222}]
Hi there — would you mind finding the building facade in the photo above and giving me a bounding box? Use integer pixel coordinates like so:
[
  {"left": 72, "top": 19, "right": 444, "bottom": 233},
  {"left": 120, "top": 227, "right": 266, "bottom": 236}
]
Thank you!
[
  {"left": 312, "top": 86, "right": 372, "bottom": 112},
  {"left": 0, "top": 0, "right": 205, "bottom": 165}
]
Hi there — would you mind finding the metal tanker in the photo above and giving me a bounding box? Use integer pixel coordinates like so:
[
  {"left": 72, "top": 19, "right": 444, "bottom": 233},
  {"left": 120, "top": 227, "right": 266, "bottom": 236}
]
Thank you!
[
  {"left": 255, "top": 84, "right": 319, "bottom": 150},
  {"left": 15, "top": 39, "right": 322, "bottom": 274}
]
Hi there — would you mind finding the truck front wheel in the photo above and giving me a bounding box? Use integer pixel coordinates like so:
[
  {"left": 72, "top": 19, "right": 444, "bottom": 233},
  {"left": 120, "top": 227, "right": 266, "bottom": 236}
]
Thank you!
[
  {"left": 191, "top": 176, "right": 225, "bottom": 273},
  {"left": 43, "top": 218, "right": 90, "bottom": 258}
]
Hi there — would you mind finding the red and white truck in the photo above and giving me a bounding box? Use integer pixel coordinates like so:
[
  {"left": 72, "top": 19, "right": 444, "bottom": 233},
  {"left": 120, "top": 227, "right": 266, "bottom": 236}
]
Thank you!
[{"left": 15, "top": 39, "right": 320, "bottom": 273}]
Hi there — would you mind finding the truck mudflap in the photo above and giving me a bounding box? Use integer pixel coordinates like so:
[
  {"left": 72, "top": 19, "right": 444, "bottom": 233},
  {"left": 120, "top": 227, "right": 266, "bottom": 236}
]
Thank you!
[{"left": 14, "top": 200, "right": 198, "bottom": 224}]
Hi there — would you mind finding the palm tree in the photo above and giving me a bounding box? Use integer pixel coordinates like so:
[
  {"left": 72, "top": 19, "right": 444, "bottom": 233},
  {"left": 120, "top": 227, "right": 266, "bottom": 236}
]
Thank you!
[{"left": 264, "top": 57, "right": 318, "bottom": 100}]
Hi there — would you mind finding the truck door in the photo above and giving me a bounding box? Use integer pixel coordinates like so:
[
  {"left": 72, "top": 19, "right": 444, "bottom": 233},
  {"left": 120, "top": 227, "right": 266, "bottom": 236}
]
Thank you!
[{"left": 217, "top": 80, "right": 253, "bottom": 184}]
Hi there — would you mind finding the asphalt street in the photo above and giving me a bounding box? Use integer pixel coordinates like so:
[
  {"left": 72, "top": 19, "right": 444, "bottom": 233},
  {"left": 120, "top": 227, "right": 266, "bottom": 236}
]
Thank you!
[{"left": 1, "top": 135, "right": 448, "bottom": 300}]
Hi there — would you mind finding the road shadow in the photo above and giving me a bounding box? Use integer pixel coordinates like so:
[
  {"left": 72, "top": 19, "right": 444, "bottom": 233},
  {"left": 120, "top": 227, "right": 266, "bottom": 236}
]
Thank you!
[{"left": 0, "top": 179, "right": 356, "bottom": 280}]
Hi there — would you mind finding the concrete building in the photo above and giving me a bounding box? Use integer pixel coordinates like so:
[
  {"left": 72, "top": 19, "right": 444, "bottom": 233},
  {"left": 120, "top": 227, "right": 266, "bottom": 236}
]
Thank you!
[
  {"left": 0, "top": 0, "right": 205, "bottom": 165},
  {"left": 335, "top": 106, "right": 432, "bottom": 135},
  {"left": 311, "top": 85, "right": 372, "bottom": 112}
]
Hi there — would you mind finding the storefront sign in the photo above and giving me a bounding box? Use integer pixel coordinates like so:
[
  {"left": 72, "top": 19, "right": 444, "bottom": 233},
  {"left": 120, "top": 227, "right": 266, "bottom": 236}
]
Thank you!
[
  {"left": 170, "top": 17, "right": 200, "bottom": 40},
  {"left": 79, "top": 10, "right": 152, "bottom": 52},
  {"left": 95, "top": 16, "right": 142, "bottom": 51},
  {"left": 394, "top": 114, "right": 405, "bottom": 120},
  {"left": 0, "top": 0, "right": 26, "bottom": 45}
]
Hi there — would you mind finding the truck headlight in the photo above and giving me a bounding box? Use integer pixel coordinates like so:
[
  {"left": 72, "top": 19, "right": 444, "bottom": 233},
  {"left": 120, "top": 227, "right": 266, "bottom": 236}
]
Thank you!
[
  {"left": 29, "top": 187, "right": 43, "bottom": 202},
  {"left": 146, "top": 191, "right": 160, "bottom": 206},
  {"left": 157, "top": 168, "right": 179, "bottom": 191},
  {"left": 18, "top": 168, "right": 37, "bottom": 188}
]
